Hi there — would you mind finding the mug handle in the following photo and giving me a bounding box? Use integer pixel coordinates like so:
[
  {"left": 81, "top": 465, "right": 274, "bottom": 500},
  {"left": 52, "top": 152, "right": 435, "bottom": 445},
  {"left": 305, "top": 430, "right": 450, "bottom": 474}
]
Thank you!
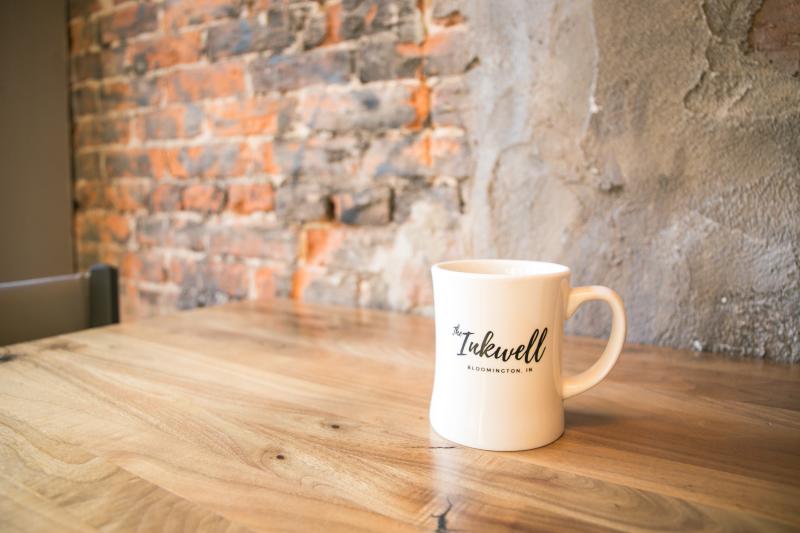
[{"left": 562, "top": 286, "right": 627, "bottom": 399}]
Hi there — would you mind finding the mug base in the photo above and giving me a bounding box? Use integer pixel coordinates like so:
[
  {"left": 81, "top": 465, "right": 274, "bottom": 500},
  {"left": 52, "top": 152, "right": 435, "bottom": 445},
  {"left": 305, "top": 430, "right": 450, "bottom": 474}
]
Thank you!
[{"left": 429, "top": 418, "right": 565, "bottom": 451}]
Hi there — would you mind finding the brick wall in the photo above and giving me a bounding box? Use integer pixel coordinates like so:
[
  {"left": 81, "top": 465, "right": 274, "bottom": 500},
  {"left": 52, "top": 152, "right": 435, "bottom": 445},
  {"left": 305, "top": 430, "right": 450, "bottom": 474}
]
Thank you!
[{"left": 69, "top": 0, "right": 473, "bottom": 319}]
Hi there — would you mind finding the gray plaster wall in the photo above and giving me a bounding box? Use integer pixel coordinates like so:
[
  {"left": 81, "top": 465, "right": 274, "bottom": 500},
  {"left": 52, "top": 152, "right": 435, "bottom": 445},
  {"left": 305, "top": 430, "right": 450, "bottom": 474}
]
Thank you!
[{"left": 461, "top": 0, "right": 799, "bottom": 361}]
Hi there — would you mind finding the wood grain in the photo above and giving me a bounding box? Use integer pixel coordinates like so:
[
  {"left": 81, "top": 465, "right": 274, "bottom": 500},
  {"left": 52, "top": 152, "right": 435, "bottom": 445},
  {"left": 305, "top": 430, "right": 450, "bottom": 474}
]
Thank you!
[{"left": 0, "top": 298, "right": 798, "bottom": 531}]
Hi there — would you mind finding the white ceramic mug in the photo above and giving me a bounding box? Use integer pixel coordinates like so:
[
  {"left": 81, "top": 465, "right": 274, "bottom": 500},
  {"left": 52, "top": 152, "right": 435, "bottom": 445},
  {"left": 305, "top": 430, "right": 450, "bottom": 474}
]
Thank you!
[{"left": 429, "top": 259, "right": 626, "bottom": 451}]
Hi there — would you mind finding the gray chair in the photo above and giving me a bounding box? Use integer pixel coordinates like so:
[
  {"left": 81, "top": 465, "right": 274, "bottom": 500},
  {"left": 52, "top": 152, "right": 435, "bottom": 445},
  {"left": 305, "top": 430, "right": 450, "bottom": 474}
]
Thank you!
[{"left": 0, "top": 264, "right": 119, "bottom": 346}]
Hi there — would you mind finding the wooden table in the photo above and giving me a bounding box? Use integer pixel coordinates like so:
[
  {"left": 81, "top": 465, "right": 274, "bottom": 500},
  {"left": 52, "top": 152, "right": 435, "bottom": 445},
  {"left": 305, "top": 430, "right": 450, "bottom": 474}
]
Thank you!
[{"left": 1, "top": 299, "right": 798, "bottom": 532}]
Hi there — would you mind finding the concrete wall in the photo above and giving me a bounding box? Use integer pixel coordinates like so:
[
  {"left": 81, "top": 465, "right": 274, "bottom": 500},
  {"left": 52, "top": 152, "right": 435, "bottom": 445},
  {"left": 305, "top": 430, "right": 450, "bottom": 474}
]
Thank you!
[{"left": 462, "top": 0, "right": 799, "bottom": 361}]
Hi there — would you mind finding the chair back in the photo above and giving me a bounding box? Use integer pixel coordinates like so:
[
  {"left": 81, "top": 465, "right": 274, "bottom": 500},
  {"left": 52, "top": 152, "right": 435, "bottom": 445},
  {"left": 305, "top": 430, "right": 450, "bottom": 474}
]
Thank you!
[{"left": 0, "top": 264, "right": 119, "bottom": 346}]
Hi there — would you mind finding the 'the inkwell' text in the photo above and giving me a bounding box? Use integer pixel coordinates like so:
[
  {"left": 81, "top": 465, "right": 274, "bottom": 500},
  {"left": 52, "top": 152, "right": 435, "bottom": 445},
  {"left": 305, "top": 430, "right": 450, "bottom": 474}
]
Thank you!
[{"left": 452, "top": 324, "right": 547, "bottom": 364}]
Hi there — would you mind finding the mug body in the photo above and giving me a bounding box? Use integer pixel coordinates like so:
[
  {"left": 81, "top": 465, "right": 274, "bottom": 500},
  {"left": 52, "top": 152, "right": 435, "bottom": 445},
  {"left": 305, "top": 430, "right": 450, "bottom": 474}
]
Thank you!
[{"left": 430, "top": 259, "right": 571, "bottom": 451}]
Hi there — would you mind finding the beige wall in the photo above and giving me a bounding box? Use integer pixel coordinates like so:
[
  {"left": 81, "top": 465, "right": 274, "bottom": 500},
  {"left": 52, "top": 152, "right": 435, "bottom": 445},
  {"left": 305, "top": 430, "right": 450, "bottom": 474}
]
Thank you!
[{"left": 0, "top": 0, "right": 73, "bottom": 282}]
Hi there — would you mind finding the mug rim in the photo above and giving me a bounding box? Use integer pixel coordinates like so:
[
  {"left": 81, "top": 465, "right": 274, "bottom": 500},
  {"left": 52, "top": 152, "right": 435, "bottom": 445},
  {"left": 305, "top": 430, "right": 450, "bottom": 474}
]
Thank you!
[{"left": 432, "top": 259, "right": 571, "bottom": 279}]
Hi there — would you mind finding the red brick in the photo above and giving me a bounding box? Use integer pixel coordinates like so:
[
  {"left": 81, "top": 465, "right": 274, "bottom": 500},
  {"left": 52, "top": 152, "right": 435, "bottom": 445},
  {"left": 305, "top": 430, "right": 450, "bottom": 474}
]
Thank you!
[
  {"left": 206, "top": 18, "right": 293, "bottom": 60},
  {"left": 361, "top": 132, "right": 432, "bottom": 178},
  {"left": 323, "top": 2, "right": 342, "bottom": 45},
  {"left": 106, "top": 179, "right": 151, "bottom": 212},
  {"left": 161, "top": 63, "right": 245, "bottom": 103},
  {"left": 136, "top": 214, "right": 205, "bottom": 250},
  {"left": 168, "top": 256, "right": 189, "bottom": 285},
  {"left": 170, "top": 257, "right": 248, "bottom": 305},
  {"left": 74, "top": 116, "right": 130, "bottom": 148},
  {"left": 253, "top": 266, "right": 276, "bottom": 299},
  {"left": 99, "top": 4, "right": 158, "bottom": 45},
  {"left": 70, "top": 48, "right": 126, "bottom": 82},
  {"left": 163, "top": 0, "right": 242, "bottom": 30},
  {"left": 150, "top": 183, "right": 183, "bottom": 212},
  {"left": 361, "top": 131, "right": 469, "bottom": 178},
  {"left": 71, "top": 86, "right": 99, "bottom": 117},
  {"left": 100, "top": 47, "right": 128, "bottom": 78},
  {"left": 182, "top": 184, "right": 226, "bottom": 213},
  {"left": 293, "top": 268, "right": 359, "bottom": 305},
  {"left": 358, "top": 32, "right": 420, "bottom": 83},
  {"left": 207, "top": 96, "right": 295, "bottom": 137},
  {"left": 150, "top": 143, "right": 254, "bottom": 179},
  {"left": 71, "top": 53, "right": 102, "bottom": 82},
  {"left": 271, "top": 136, "right": 362, "bottom": 182},
  {"left": 297, "top": 84, "right": 415, "bottom": 132},
  {"left": 76, "top": 212, "right": 130, "bottom": 244},
  {"left": 291, "top": 267, "right": 314, "bottom": 300},
  {"left": 302, "top": 225, "right": 345, "bottom": 266},
  {"left": 340, "top": 0, "right": 419, "bottom": 41},
  {"left": 105, "top": 149, "right": 152, "bottom": 178},
  {"left": 137, "top": 287, "right": 179, "bottom": 319},
  {"left": 75, "top": 152, "right": 102, "bottom": 180},
  {"left": 119, "top": 280, "right": 139, "bottom": 322},
  {"left": 431, "top": 0, "right": 467, "bottom": 26},
  {"left": 331, "top": 186, "right": 392, "bottom": 225},
  {"left": 173, "top": 216, "right": 206, "bottom": 250},
  {"left": 69, "top": 18, "right": 97, "bottom": 55},
  {"left": 421, "top": 26, "right": 473, "bottom": 77},
  {"left": 274, "top": 182, "right": 332, "bottom": 222},
  {"left": 360, "top": 26, "right": 473, "bottom": 82},
  {"left": 100, "top": 213, "right": 131, "bottom": 243},
  {"left": 135, "top": 215, "right": 168, "bottom": 247},
  {"left": 213, "top": 261, "right": 248, "bottom": 298},
  {"left": 126, "top": 31, "right": 203, "bottom": 73},
  {"left": 430, "top": 133, "right": 471, "bottom": 177},
  {"left": 431, "top": 76, "right": 469, "bottom": 128},
  {"left": 120, "top": 253, "right": 142, "bottom": 279},
  {"left": 208, "top": 224, "right": 296, "bottom": 260},
  {"left": 138, "top": 104, "right": 203, "bottom": 140},
  {"left": 250, "top": 48, "right": 352, "bottom": 93},
  {"left": 226, "top": 183, "right": 274, "bottom": 214},
  {"left": 262, "top": 142, "right": 280, "bottom": 174},
  {"left": 74, "top": 179, "right": 107, "bottom": 209},
  {"left": 121, "top": 251, "right": 166, "bottom": 282},
  {"left": 69, "top": 0, "right": 102, "bottom": 20},
  {"left": 392, "top": 180, "right": 460, "bottom": 222},
  {"left": 97, "top": 243, "right": 125, "bottom": 267},
  {"left": 302, "top": 4, "right": 328, "bottom": 49},
  {"left": 99, "top": 78, "right": 158, "bottom": 112},
  {"left": 407, "top": 79, "right": 430, "bottom": 131}
]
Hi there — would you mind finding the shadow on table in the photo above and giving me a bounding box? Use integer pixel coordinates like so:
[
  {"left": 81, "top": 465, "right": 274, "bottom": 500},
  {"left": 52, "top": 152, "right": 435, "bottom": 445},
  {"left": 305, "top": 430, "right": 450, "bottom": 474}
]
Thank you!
[{"left": 565, "top": 409, "right": 619, "bottom": 428}]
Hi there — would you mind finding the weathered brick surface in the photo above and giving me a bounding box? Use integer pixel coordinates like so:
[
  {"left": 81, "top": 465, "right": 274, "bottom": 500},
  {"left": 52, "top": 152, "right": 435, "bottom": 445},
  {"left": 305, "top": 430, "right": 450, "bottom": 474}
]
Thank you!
[
  {"left": 69, "top": 0, "right": 472, "bottom": 318},
  {"left": 275, "top": 182, "right": 332, "bottom": 222},
  {"left": 298, "top": 84, "right": 417, "bottom": 132},
  {"left": 74, "top": 116, "right": 130, "bottom": 148},
  {"left": 272, "top": 136, "right": 363, "bottom": 182},
  {"left": 161, "top": 63, "right": 245, "bottom": 103},
  {"left": 127, "top": 31, "right": 203, "bottom": 73},
  {"left": 331, "top": 186, "right": 392, "bottom": 225},
  {"left": 358, "top": 32, "right": 421, "bottom": 83},
  {"left": 206, "top": 18, "right": 294, "bottom": 60},
  {"left": 227, "top": 182, "right": 274, "bottom": 214},
  {"left": 139, "top": 105, "right": 203, "bottom": 140},
  {"left": 182, "top": 184, "right": 226, "bottom": 213},
  {"left": 207, "top": 96, "right": 296, "bottom": 137},
  {"left": 98, "top": 4, "right": 158, "bottom": 45},
  {"left": 431, "top": 76, "right": 469, "bottom": 128},
  {"left": 99, "top": 79, "right": 159, "bottom": 112},
  {"left": 250, "top": 48, "right": 352, "bottom": 93}
]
